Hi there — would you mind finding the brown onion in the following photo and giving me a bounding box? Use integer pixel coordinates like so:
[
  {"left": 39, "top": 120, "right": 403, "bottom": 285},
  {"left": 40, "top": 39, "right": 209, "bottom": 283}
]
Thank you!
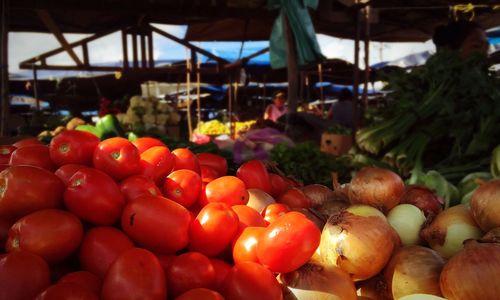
[
  {"left": 302, "top": 184, "right": 335, "bottom": 209},
  {"left": 440, "top": 240, "right": 500, "bottom": 300},
  {"left": 480, "top": 227, "right": 500, "bottom": 243},
  {"left": 356, "top": 274, "right": 389, "bottom": 300},
  {"left": 399, "top": 295, "right": 446, "bottom": 300},
  {"left": 280, "top": 262, "right": 357, "bottom": 300},
  {"left": 319, "top": 206, "right": 398, "bottom": 281},
  {"left": 384, "top": 246, "right": 445, "bottom": 299},
  {"left": 470, "top": 179, "right": 500, "bottom": 232},
  {"left": 349, "top": 167, "right": 405, "bottom": 213},
  {"left": 400, "top": 185, "right": 443, "bottom": 218},
  {"left": 421, "top": 205, "right": 483, "bottom": 258},
  {"left": 246, "top": 188, "right": 275, "bottom": 213}
]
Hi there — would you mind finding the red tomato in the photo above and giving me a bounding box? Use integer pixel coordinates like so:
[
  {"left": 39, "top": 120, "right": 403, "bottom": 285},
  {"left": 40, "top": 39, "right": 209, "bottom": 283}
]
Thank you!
[
  {"left": 64, "top": 168, "right": 125, "bottom": 225},
  {"left": 222, "top": 261, "right": 283, "bottom": 300},
  {"left": 199, "top": 183, "right": 209, "bottom": 207},
  {"left": 197, "top": 153, "right": 228, "bottom": 177},
  {"left": 132, "top": 137, "right": 165, "bottom": 154},
  {"left": 167, "top": 252, "right": 216, "bottom": 297},
  {"left": 232, "top": 226, "right": 266, "bottom": 265},
  {"left": 189, "top": 202, "right": 239, "bottom": 257},
  {"left": 0, "top": 218, "right": 12, "bottom": 249},
  {"left": 0, "top": 251, "right": 50, "bottom": 300},
  {"left": 0, "top": 164, "right": 8, "bottom": 172},
  {"left": 35, "top": 283, "right": 98, "bottom": 300},
  {"left": 49, "top": 130, "right": 100, "bottom": 167},
  {"left": 209, "top": 258, "right": 231, "bottom": 291},
  {"left": 232, "top": 205, "right": 266, "bottom": 233},
  {"left": 79, "top": 226, "right": 134, "bottom": 278},
  {"left": 13, "top": 137, "right": 42, "bottom": 148},
  {"left": 0, "top": 145, "right": 16, "bottom": 164},
  {"left": 172, "top": 148, "right": 201, "bottom": 174},
  {"left": 120, "top": 175, "right": 161, "bottom": 203},
  {"left": 163, "top": 169, "right": 202, "bottom": 208},
  {"left": 0, "top": 165, "right": 65, "bottom": 222},
  {"left": 58, "top": 271, "right": 102, "bottom": 296},
  {"left": 156, "top": 254, "right": 176, "bottom": 277},
  {"left": 257, "top": 211, "right": 320, "bottom": 273},
  {"left": 101, "top": 248, "right": 167, "bottom": 300},
  {"left": 261, "top": 203, "right": 291, "bottom": 224},
  {"left": 93, "top": 137, "right": 141, "bottom": 180},
  {"left": 277, "top": 187, "right": 312, "bottom": 209},
  {"left": 200, "top": 165, "right": 219, "bottom": 183},
  {"left": 269, "top": 173, "right": 288, "bottom": 198},
  {"left": 139, "top": 146, "right": 175, "bottom": 184},
  {"left": 55, "top": 164, "right": 87, "bottom": 186},
  {"left": 205, "top": 176, "right": 249, "bottom": 206},
  {"left": 121, "top": 195, "right": 191, "bottom": 254},
  {"left": 6, "top": 209, "right": 83, "bottom": 264},
  {"left": 9, "top": 145, "right": 56, "bottom": 171},
  {"left": 236, "top": 160, "right": 272, "bottom": 194},
  {"left": 176, "top": 288, "right": 224, "bottom": 300}
]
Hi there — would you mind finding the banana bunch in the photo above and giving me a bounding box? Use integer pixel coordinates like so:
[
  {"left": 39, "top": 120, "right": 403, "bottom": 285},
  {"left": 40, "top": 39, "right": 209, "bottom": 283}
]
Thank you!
[
  {"left": 195, "top": 120, "right": 230, "bottom": 135},
  {"left": 234, "top": 120, "right": 256, "bottom": 134}
]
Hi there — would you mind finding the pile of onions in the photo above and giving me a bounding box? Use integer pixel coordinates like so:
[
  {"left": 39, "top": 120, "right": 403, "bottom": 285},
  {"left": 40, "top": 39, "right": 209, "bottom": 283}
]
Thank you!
[
  {"left": 421, "top": 204, "right": 483, "bottom": 258},
  {"left": 399, "top": 295, "right": 446, "bottom": 300},
  {"left": 246, "top": 188, "right": 275, "bottom": 213},
  {"left": 384, "top": 246, "right": 445, "bottom": 299},
  {"left": 348, "top": 167, "right": 405, "bottom": 213},
  {"left": 280, "top": 262, "right": 357, "bottom": 300},
  {"left": 356, "top": 274, "right": 388, "bottom": 300},
  {"left": 387, "top": 204, "right": 426, "bottom": 246},
  {"left": 440, "top": 240, "right": 500, "bottom": 300},
  {"left": 400, "top": 185, "right": 443, "bottom": 218},
  {"left": 319, "top": 205, "right": 399, "bottom": 281},
  {"left": 481, "top": 227, "right": 500, "bottom": 243},
  {"left": 470, "top": 179, "right": 500, "bottom": 232},
  {"left": 301, "top": 184, "right": 349, "bottom": 218}
]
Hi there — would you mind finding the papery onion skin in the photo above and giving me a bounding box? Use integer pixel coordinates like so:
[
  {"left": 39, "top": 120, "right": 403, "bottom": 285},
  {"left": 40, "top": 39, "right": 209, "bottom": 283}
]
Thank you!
[
  {"left": 356, "top": 274, "right": 389, "bottom": 300},
  {"left": 480, "top": 227, "right": 500, "bottom": 243},
  {"left": 421, "top": 205, "right": 483, "bottom": 258},
  {"left": 246, "top": 188, "right": 276, "bottom": 214},
  {"left": 400, "top": 185, "right": 443, "bottom": 218},
  {"left": 384, "top": 246, "right": 445, "bottom": 300},
  {"left": 302, "top": 184, "right": 335, "bottom": 209},
  {"left": 349, "top": 167, "right": 405, "bottom": 213},
  {"left": 319, "top": 210, "right": 398, "bottom": 281},
  {"left": 440, "top": 240, "right": 500, "bottom": 300},
  {"left": 398, "top": 295, "right": 446, "bottom": 300},
  {"left": 387, "top": 204, "right": 426, "bottom": 246},
  {"left": 470, "top": 179, "right": 500, "bottom": 232}
]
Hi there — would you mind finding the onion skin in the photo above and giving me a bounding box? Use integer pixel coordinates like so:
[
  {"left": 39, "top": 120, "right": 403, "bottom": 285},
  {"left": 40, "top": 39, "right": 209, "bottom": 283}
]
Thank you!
[
  {"left": 356, "top": 274, "right": 389, "bottom": 300},
  {"left": 480, "top": 227, "right": 500, "bottom": 243},
  {"left": 384, "top": 246, "right": 445, "bottom": 300},
  {"left": 387, "top": 204, "right": 426, "bottom": 246},
  {"left": 302, "top": 184, "right": 335, "bottom": 209},
  {"left": 400, "top": 185, "right": 443, "bottom": 218},
  {"left": 319, "top": 210, "right": 398, "bottom": 281},
  {"left": 398, "top": 295, "right": 446, "bottom": 300},
  {"left": 421, "top": 205, "right": 483, "bottom": 258},
  {"left": 246, "top": 188, "right": 276, "bottom": 214},
  {"left": 470, "top": 179, "right": 500, "bottom": 232},
  {"left": 440, "top": 240, "right": 500, "bottom": 300},
  {"left": 349, "top": 167, "right": 405, "bottom": 213}
]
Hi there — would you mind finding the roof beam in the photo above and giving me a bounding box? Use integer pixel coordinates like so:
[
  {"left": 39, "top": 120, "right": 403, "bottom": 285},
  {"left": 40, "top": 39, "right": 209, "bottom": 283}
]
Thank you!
[
  {"left": 224, "top": 47, "right": 269, "bottom": 69},
  {"left": 35, "top": 9, "right": 83, "bottom": 66}
]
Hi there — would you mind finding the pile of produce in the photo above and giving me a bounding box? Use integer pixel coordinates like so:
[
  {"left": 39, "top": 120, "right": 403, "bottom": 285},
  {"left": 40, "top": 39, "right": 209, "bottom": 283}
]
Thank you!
[{"left": 1, "top": 130, "right": 499, "bottom": 299}]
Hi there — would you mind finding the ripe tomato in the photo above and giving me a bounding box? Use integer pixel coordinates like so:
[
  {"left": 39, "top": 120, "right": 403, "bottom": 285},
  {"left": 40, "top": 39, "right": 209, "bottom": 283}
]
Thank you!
[
  {"left": 79, "top": 226, "right": 134, "bottom": 278},
  {"left": 156, "top": 254, "right": 176, "bottom": 277},
  {"left": 49, "top": 130, "right": 100, "bottom": 167},
  {"left": 0, "top": 218, "right": 12, "bottom": 249},
  {"left": 261, "top": 203, "right": 291, "bottom": 224},
  {"left": 167, "top": 252, "right": 216, "bottom": 297},
  {"left": 209, "top": 258, "right": 231, "bottom": 291},
  {"left": 200, "top": 165, "right": 219, "bottom": 183},
  {"left": 35, "top": 283, "right": 98, "bottom": 300},
  {"left": 121, "top": 195, "right": 191, "bottom": 254},
  {"left": 172, "top": 148, "right": 201, "bottom": 174},
  {"left": 58, "top": 271, "right": 102, "bottom": 296},
  {"left": 277, "top": 187, "right": 312, "bottom": 209},
  {"left": 205, "top": 176, "right": 249, "bottom": 206},
  {"left": 232, "top": 226, "right": 266, "bottom": 265},
  {"left": 0, "top": 164, "right": 8, "bottom": 172},
  {"left": 132, "top": 137, "right": 165, "bottom": 154},
  {"left": 196, "top": 153, "right": 228, "bottom": 177},
  {"left": 119, "top": 175, "right": 161, "bottom": 203},
  {"left": 257, "top": 211, "right": 320, "bottom": 273},
  {"left": 189, "top": 202, "right": 239, "bottom": 257},
  {"left": 139, "top": 146, "right": 175, "bottom": 184},
  {"left": 0, "top": 251, "right": 50, "bottom": 300},
  {"left": 54, "top": 164, "right": 87, "bottom": 186},
  {"left": 93, "top": 137, "right": 141, "bottom": 180},
  {"left": 222, "top": 261, "right": 283, "bottom": 300},
  {"left": 13, "top": 137, "right": 42, "bottom": 148},
  {"left": 64, "top": 168, "right": 125, "bottom": 225},
  {"left": 101, "top": 248, "right": 167, "bottom": 300},
  {"left": 175, "top": 288, "right": 224, "bottom": 300},
  {"left": 236, "top": 160, "right": 272, "bottom": 194},
  {"left": 0, "top": 165, "right": 65, "bottom": 222},
  {"left": 231, "top": 205, "right": 266, "bottom": 233},
  {"left": 6, "top": 209, "right": 83, "bottom": 264},
  {"left": 0, "top": 145, "right": 16, "bottom": 164},
  {"left": 269, "top": 173, "right": 288, "bottom": 198},
  {"left": 9, "top": 145, "right": 56, "bottom": 171},
  {"left": 163, "top": 169, "right": 202, "bottom": 208}
]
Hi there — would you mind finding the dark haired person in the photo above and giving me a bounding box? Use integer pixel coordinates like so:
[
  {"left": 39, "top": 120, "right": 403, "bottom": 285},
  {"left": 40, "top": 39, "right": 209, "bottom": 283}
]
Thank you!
[
  {"left": 432, "top": 20, "right": 489, "bottom": 57},
  {"left": 263, "top": 91, "right": 287, "bottom": 122}
]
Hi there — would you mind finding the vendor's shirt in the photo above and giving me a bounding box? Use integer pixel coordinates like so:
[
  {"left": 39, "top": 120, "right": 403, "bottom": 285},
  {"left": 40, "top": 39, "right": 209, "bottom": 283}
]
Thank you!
[{"left": 265, "top": 104, "right": 287, "bottom": 122}]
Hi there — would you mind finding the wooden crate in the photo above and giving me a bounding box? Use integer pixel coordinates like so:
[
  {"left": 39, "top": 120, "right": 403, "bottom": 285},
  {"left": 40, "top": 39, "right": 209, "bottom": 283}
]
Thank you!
[{"left": 320, "top": 132, "right": 352, "bottom": 156}]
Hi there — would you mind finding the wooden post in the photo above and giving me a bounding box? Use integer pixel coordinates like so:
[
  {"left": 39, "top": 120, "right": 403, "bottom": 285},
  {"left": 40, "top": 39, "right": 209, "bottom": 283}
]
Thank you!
[
  {"left": 362, "top": 6, "right": 371, "bottom": 127},
  {"left": 0, "top": 0, "right": 9, "bottom": 136},
  {"left": 185, "top": 49, "right": 193, "bottom": 141},
  {"left": 318, "top": 64, "right": 324, "bottom": 113},
  {"left": 140, "top": 33, "right": 147, "bottom": 68},
  {"left": 196, "top": 59, "right": 201, "bottom": 125},
  {"left": 227, "top": 75, "right": 233, "bottom": 138},
  {"left": 132, "top": 32, "right": 139, "bottom": 69},
  {"left": 352, "top": 7, "right": 361, "bottom": 135},
  {"left": 282, "top": 10, "right": 298, "bottom": 113},
  {"left": 121, "top": 30, "right": 129, "bottom": 69},
  {"left": 32, "top": 65, "right": 39, "bottom": 110},
  {"left": 147, "top": 30, "right": 154, "bottom": 69}
]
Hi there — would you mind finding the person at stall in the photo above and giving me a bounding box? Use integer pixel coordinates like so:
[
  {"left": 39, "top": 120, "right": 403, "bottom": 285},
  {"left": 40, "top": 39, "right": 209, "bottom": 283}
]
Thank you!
[
  {"left": 326, "top": 88, "right": 354, "bottom": 129},
  {"left": 432, "top": 20, "right": 489, "bottom": 57},
  {"left": 263, "top": 91, "right": 287, "bottom": 122}
]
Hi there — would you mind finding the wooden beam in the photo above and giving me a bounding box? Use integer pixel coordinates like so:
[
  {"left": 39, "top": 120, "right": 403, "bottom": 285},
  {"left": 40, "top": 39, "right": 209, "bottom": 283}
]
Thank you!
[
  {"left": 35, "top": 9, "right": 83, "bottom": 66},
  {"left": 147, "top": 30, "right": 154, "bottom": 69},
  {"left": 283, "top": 12, "right": 298, "bottom": 113},
  {"left": 132, "top": 32, "right": 138, "bottom": 68},
  {"left": 224, "top": 47, "right": 269, "bottom": 69},
  {"left": 140, "top": 33, "right": 147, "bottom": 68},
  {"left": 122, "top": 30, "right": 129, "bottom": 69},
  {"left": 82, "top": 43, "right": 89, "bottom": 67}
]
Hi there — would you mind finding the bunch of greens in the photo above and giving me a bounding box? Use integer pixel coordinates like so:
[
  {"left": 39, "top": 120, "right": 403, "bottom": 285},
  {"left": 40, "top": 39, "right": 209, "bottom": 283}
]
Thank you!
[{"left": 325, "top": 124, "right": 352, "bottom": 135}]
